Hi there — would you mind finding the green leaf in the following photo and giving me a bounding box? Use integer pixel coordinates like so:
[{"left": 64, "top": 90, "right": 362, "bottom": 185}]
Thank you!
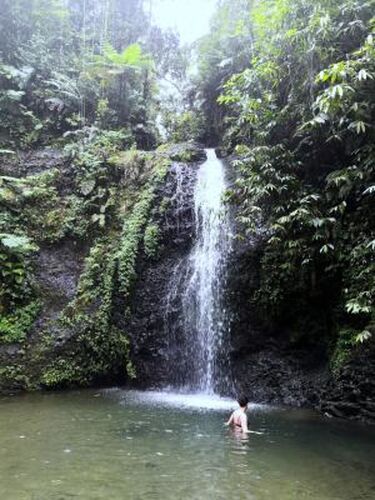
[
  {"left": 345, "top": 300, "right": 371, "bottom": 315},
  {"left": 0, "top": 234, "right": 37, "bottom": 253},
  {"left": 355, "top": 330, "right": 372, "bottom": 343},
  {"left": 80, "top": 179, "right": 96, "bottom": 196},
  {"left": 0, "top": 149, "right": 16, "bottom": 155},
  {"left": 4, "top": 90, "right": 25, "bottom": 101},
  {"left": 319, "top": 243, "right": 334, "bottom": 254},
  {"left": 363, "top": 185, "right": 375, "bottom": 195}
]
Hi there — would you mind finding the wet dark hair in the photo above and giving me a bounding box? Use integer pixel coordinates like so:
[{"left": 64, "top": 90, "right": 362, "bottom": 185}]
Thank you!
[{"left": 237, "top": 395, "right": 249, "bottom": 407}]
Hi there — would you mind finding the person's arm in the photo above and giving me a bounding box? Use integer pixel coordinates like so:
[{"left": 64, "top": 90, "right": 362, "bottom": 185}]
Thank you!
[{"left": 225, "top": 412, "right": 234, "bottom": 426}]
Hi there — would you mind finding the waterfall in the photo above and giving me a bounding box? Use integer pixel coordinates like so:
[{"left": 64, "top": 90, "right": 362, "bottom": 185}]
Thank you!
[{"left": 165, "top": 148, "right": 232, "bottom": 394}]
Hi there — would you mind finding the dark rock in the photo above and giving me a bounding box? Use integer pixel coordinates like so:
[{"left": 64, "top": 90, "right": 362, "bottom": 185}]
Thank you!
[
  {"left": 0, "top": 238, "right": 88, "bottom": 393},
  {"left": 32, "top": 239, "right": 88, "bottom": 328},
  {"left": 114, "top": 150, "right": 375, "bottom": 424},
  {"left": 113, "top": 157, "right": 201, "bottom": 387},
  {"left": 0, "top": 148, "right": 67, "bottom": 177},
  {"left": 215, "top": 146, "right": 229, "bottom": 159}
]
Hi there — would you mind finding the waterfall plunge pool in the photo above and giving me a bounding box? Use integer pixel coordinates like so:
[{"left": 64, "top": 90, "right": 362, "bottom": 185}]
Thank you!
[{"left": 1, "top": 388, "right": 375, "bottom": 499}]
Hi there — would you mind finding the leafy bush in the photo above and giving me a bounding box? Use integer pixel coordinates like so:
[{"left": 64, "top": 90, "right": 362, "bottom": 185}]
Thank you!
[
  {"left": 0, "top": 301, "right": 40, "bottom": 343},
  {"left": 204, "top": 0, "right": 375, "bottom": 356},
  {"left": 162, "top": 111, "right": 205, "bottom": 143},
  {"left": 0, "top": 233, "right": 38, "bottom": 311}
]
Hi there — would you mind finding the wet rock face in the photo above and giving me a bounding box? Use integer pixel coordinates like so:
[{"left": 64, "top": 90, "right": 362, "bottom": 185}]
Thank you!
[
  {"left": 231, "top": 341, "right": 328, "bottom": 407},
  {"left": 318, "top": 342, "right": 375, "bottom": 423},
  {"left": 35, "top": 241, "right": 86, "bottom": 314},
  {"left": 1, "top": 143, "right": 207, "bottom": 393},
  {"left": 32, "top": 240, "right": 88, "bottom": 343},
  {"left": 114, "top": 160, "right": 201, "bottom": 387},
  {"left": 158, "top": 162, "right": 200, "bottom": 251},
  {"left": 0, "top": 238, "right": 87, "bottom": 392},
  {"left": 0, "top": 149, "right": 68, "bottom": 177},
  {"left": 1, "top": 143, "right": 373, "bottom": 423}
]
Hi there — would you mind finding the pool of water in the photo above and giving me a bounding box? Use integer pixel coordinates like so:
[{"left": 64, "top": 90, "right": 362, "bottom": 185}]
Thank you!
[{"left": 1, "top": 388, "right": 375, "bottom": 500}]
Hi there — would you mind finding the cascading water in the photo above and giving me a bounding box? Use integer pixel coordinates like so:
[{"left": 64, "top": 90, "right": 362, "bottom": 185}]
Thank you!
[{"left": 164, "top": 149, "right": 232, "bottom": 394}]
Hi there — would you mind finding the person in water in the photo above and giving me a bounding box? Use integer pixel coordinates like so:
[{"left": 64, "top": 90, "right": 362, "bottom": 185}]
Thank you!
[{"left": 225, "top": 395, "right": 250, "bottom": 433}]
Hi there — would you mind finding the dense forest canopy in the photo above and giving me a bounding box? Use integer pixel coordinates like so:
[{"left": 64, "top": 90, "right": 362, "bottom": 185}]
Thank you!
[
  {"left": 0, "top": 0, "right": 374, "bottom": 391},
  {"left": 0, "top": 0, "right": 192, "bottom": 149}
]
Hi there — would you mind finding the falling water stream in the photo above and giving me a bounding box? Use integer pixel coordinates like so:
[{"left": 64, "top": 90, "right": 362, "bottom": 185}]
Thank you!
[
  {"left": 165, "top": 148, "right": 232, "bottom": 394},
  {"left": 183, "top": 148, "right": 232, "bottom": 393}
]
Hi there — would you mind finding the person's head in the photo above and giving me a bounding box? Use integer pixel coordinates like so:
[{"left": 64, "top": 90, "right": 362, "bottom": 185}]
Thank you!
[{"left": 237, "top": 395, "right": 249, "bottom": 409}]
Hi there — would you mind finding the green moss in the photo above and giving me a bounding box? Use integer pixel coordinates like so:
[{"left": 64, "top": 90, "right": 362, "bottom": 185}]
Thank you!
[
  {"left": 0, "top": 233, "right": 38, "bottom": 310},
  {"left": 156, "top": 144, "right": 169, "bottom": 153},
  {"left": 156, "top": 143, "right": 204, "bottom": 163},
  {"left": 117, "top": 154, "right": 170, "bottom": 295},
  {"left": 40, "top": 324, "right": 135, "bottom": 388},
  {"left": 159, "top": 197, "right": 170, "bottom": 214},
  {"left": 40, "top": 196, "right": 88, "bottom": 242},
  {"left": 41, "top": 153, "right": 171, "bottom": 388},
  {"left": 143, "top": 223, "right": 160, "bottom": 258},
  {"left": 234, "top": 144, "right": 251, "bottom": 156},
  {"left": 41, "top": 234, "right": 133, "bottom": 388},
  {"left": 0, "top": 301, "right": 40, "bottom": 343},
  {"left": 330, "top": 328, "right": 358, "bottom": 372},
  {"left": 117, "top": 189, "right": 155, "bottom": 295},
  {"left": 41, "top": 359, "right": 81, "bottom": 387},
  {"left": 172, "top": 150, "right": 196, "bottom": 162},
  {"left": 0, "top": 364, "right": 29, "bottom": 387},
  {"left": 152, "top": 156, "right": 172, "bottom": 179},
  {"left": 4, "top": 169, "right": 67, "bottom": 244},
  {"left": 109, "top": 148, "right": 145, "bottom": 169}
]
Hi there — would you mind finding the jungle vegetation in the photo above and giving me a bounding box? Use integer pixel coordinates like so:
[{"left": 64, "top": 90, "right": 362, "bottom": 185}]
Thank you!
[
  {"left": 0, "top": 0, "right": 374, "bottom": 386},
  {"left": 195, "top": 0, "right": 374, "bottom": 365}
]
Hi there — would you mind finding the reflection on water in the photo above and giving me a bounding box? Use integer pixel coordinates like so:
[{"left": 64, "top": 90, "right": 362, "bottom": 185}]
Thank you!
[{"left": 0, "top": 389, "right": 375, "bottom": 500}]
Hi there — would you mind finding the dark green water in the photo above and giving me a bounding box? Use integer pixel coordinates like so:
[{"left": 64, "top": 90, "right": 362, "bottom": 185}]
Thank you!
[{"left": 1, "top": 389, "right": 374, "bottom": 500}]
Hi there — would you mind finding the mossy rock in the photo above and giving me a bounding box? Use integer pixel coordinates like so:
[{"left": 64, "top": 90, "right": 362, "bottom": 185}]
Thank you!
[{"left": 156, "top": 142, "right": 206, "bottom": 163}]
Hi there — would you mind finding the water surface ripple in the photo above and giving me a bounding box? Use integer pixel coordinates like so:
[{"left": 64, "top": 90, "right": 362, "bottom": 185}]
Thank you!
[{"left": 1, "top": 389, "right": 375, "bottom": 499}]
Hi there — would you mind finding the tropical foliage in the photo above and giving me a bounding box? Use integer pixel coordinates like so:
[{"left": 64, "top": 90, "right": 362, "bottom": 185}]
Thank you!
[
  {"left": 0, "top": 0, "right": 374, "bottom": 390},
  {"left": 198, "top": 0, "right": 375, "bottom": 361},
  {"left": 0, "top": 0, "right": 192, "bottom": 150}
]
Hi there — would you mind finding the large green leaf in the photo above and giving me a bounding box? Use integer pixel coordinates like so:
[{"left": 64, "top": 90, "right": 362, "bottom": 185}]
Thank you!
[{"left": 0, "top": 234, "right": 38, "bottom": 253}]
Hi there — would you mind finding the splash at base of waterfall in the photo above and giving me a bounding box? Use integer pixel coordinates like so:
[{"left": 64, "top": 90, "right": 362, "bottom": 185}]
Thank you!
[{"left": 106, "top": 388, "right": 268, "bottom": 412}]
